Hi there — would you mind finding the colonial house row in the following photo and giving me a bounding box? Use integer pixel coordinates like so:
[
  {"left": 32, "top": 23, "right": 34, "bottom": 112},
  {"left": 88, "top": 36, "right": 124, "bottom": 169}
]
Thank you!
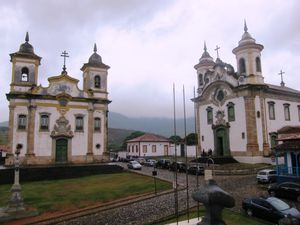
[
  {"left": 126, "top": 133, "right": 197, "bottom": 158},
  {"left": 193, "top": 22, "right": 300, "bottom": 163},
  {"left": 5, "top": 33, "right": 110, "bottom": 165}
]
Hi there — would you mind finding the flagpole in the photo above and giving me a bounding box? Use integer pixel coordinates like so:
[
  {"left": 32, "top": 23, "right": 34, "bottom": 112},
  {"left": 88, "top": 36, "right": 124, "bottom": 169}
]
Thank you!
[
  {"left": 173, "top": 83, "right": 179, "bottom": 224},
  {"left": 193, "top": 86, "right": 200, "bottom": 219},
  {"left": 183, "top": 85, "right": 190, "bottom": 222}
]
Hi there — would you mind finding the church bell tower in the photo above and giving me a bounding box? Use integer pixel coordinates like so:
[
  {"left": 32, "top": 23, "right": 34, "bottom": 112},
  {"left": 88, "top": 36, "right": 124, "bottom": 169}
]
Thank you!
[
  {"left": 10, "top": 32, "right": 42, "bottom": 92},
  {"left": 232, "top": 21, "right": 264, "bottom": 85},
  {"left": 81, "top": 44, "right": 110, "bottom": 96}
]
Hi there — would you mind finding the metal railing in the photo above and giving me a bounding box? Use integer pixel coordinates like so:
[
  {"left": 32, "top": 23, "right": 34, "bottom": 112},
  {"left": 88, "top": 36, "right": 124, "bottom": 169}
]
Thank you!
[{"left": 276, "top": 165, "right": 300, "bottom": 177}]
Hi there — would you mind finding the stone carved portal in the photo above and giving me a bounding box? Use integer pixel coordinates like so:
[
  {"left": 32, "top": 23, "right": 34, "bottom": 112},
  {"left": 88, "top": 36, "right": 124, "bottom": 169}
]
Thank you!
[
  {"left": 51, "top": 116, "right": 73, "bottom": 163},
  {"left": 212, "top": 110, "right": 230, "bottom": 157}
]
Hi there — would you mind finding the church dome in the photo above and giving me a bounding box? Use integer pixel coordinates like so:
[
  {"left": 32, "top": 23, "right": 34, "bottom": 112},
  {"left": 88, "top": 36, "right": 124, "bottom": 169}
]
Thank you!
[
  {"left": 88, "top": 44, "right": 102, "bottom": 65},
  {"left": 19, "top": 32, "right": 35, "bottom": 54},
  {"left": 199, "top": 42, "right": 214, "bottom": 63},
  {"left": 238, "top": 21, "right": 256, "bottom": 46}
]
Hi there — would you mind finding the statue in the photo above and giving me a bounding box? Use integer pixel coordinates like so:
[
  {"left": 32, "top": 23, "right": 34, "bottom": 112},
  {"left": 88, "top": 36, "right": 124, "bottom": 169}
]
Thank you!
[{"left": 192, "top": 179, "right": 235, "bottom": 225}]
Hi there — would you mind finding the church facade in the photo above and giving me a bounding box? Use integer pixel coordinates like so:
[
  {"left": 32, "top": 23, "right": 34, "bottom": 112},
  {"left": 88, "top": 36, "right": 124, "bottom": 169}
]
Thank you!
[
  {"left": 5, "top": 33, "right": 110, "bottom": 165},
  {"left": 193, "top": 23, "right": 300, "bottom": 163}
]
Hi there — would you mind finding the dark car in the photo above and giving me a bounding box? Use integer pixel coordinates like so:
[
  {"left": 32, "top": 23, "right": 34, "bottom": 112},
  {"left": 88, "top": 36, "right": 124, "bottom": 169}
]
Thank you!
[
  {"left": 242, "top": 196, "right": 300, "bottom": 224},
  {"left": 187, "top": 164, "right": 204, "bottom": 175},
  {"left": 155, "top": 159, "right": 171, "bottom": 169},
  {"left": 144, "top": 159, "right": 157, "bottom": 167},
  {"left": 268, "top": 182, "right": 300, "bottom": 202},
  {"left": 169, "top": 162, "right": 187, "bottom": 173}
]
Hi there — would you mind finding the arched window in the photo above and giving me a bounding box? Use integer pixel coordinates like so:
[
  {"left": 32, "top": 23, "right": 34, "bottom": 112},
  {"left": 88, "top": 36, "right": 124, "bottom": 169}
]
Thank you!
[
  {"left": 18, "top": 114, "right": 27, "bottom": 130},
  {"left": 94, "top": 75, "right": 101, "bottom": 88},
  {"left": 40, "top": 114, "right": 50, "bottom": 130},
  {"left": 206, "top": 107, "right": 213, "bottom": 124},
  {"left": 75, "top": 115, "right": 84, "bottom": 131},
  {"left": 269, "top": 132, "right": 278, "bottom": 150},
  {"left": 268, "top": 101, "right": 275, "bottom": 120},
  {"left": 283, "top": 103, "right": 290, "bottom": 121},
  {"left": 256, "top": 57, "right": 261, "bottom": 72},
  {"left": 198, "top": 73, "right": 203, "bottom": 86},
  {"left": 239, "top": 58, "right": 246, "bottom": 74},
  {"left": 94, "top": 117, "right": 101, "bottom": 131},
  {"left": 227, "top": 102, "right": 235, "bottom": 122},
  {"left": 21, "top": 67, "right": 29, "bottom": 82}
]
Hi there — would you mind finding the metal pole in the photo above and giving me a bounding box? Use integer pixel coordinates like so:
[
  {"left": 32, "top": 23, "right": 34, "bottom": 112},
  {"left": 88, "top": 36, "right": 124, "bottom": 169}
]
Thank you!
[
  {"left": 173, "top": 83, "right": 179, "bottom": 225},
  {"left": 193, "top": 86, "right": 200, "bottom": 219},
  {"left": 183, "top": 85, "right": 190, "bottom": 222}
]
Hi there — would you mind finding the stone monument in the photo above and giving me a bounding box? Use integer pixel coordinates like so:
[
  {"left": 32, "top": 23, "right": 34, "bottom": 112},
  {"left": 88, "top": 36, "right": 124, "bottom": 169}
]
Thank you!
[
  {"left": 192, "top": 179, "right": 235, "bottom": 225},
  {"left": 0, "top": 144, "right": 38, "bottom": 222}
]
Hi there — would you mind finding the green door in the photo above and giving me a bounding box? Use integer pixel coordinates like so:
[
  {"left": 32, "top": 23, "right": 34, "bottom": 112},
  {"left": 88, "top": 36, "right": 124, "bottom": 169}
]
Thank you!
[
  {"left": 215, "top": 128, "right": 229, "bottom": 156},
  {"left": 56, "top": 139, "right": 68, "bottom": 162}
]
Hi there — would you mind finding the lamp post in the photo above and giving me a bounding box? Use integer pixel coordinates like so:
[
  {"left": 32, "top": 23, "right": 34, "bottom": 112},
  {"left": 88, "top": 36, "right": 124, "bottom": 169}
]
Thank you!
[{"left": 6, "top": 144, "right": 24, "bottom": 212}]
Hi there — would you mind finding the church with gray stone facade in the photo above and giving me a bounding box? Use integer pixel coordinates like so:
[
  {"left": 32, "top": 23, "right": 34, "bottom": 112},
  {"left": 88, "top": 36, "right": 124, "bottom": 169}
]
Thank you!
[
  {"left": 5, "top": 33, "right": 110, "bottom": 165},
  {"left": 193, "top": 22, "right": 300, "bottom": 163}
]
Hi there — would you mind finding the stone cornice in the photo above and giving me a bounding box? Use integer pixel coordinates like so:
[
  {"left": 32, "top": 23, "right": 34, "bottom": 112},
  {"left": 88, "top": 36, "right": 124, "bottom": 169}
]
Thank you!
[{"left": 6, "top": 92, "right": 111, "bottom": 104}]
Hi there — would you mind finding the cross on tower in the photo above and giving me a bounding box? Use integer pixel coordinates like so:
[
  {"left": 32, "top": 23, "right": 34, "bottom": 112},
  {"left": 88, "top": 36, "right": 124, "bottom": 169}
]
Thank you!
[
  {"left": 278, "top": 70, "right": 285, "bottom": 87},
  {"left": 61, "top": 50, "right": 69, "bottom": 74},
  {"left": 215, "top": 45, "right": 220, "bottom": 58}
]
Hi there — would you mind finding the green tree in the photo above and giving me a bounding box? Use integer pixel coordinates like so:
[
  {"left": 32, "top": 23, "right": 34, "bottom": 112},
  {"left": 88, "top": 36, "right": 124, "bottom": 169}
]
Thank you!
[
  {"left": 169, "top": 135, "right": 182, "bottom": 144},
  {"left": 184, "top": 133, "right": 198, "bottom": 146},
  {"left": 121, "top": 131, "right": 145, "bottom": 149}
]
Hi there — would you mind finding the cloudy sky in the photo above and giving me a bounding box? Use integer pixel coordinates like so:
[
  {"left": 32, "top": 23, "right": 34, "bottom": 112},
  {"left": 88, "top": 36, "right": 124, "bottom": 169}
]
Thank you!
[{"left": 0, "top": 0, "right": 299, "bottom": 122}]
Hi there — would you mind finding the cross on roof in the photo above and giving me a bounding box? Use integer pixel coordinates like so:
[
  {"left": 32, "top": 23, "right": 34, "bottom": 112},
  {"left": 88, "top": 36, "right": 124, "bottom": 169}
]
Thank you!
[
  {"left": 278, "top": 70, "right": 285, "bottom": 87},
  {"left": 215, "top": 45, "right": 220, "bottom": 58},
  {"left": 61, "top": 50, "right": 69, "bottom": 74}
]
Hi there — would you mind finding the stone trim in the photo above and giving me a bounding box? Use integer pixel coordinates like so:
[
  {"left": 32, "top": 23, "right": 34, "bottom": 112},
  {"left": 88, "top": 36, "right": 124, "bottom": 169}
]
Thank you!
[
  {"left": 87, "top": 105, "right": 94, "bottom": 162},
  {"left": 7, "top": 105, "right": 15, "bottom": 157},
  {"left": 260, "top": 97, "right": 270, "bottom": 156},
  {"left": 51, "top": 137, "right": 73, "bottom": 164},
  {"left": 26, "top": 104, "right": 37, "bottom": 159},
  {"left": 244, "top": 96, "right": 259, "bottom": 154}
]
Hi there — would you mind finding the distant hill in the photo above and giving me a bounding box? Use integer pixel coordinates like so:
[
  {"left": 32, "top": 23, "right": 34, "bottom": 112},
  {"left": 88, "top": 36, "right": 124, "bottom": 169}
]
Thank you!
[
  {"left": 108, "top": 112, "right": 195, "bottom": 137},
  {"left": 0, "top": 112, "right": 195, "bottom": 149},
  {"left": 108, "top": 128, "right": 135, "bottom": 151},
  {"left": 0, "top": 121, "right": 8, "bottom": 127}
]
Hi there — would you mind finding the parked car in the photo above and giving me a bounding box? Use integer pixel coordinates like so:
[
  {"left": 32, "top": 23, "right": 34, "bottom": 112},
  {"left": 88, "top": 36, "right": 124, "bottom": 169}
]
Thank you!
[
  {"left": 127, "top": 160, "right": 142, "bottom": 170},
  {"left": 155, "top": 159, "right": 171, "bottom": 169},
  {"left": 256, "top": 169, "right": 276, "bottom": 183},
  {"left": 268, "top": 182, "right": 300, "bottom": 202},
  {"left": 169, "top": 162, "right": 187, "bottom": 173},
  {"left": 187, "top": 164, "right": 204, "bottom": 175},
  {"left": 144, "top": 159, "right": 157, "bottom": 167},
  {"left": 136, "top": 157, "right": 146, "bottom": 165},
  {"left": 242, "top": 196, "right": 300, "bottom": 224}
]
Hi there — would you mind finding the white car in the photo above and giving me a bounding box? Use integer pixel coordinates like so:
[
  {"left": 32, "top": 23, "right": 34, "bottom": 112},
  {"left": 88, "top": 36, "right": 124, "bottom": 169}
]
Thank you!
[
  {"left": 127, "top": 160, "right": 142, "bottom": 170},
  {"left": 256, "top": 169, "right": 276, "bottom": 183}
]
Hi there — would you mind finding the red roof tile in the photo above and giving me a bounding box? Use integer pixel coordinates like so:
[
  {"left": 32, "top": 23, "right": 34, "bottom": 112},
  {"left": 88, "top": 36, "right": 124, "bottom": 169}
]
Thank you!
[{"left": 127, "top": 133, "right": 170, "bottom": 143}]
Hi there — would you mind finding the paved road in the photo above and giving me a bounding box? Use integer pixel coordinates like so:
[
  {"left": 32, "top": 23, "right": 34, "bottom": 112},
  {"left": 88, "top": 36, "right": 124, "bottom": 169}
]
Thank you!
[{"left": 58, "top": 163, "right": 267, "bottom": 225}]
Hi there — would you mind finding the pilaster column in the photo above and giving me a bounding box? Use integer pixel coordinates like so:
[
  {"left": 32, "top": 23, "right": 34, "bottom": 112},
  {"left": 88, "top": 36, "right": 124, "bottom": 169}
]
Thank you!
[
  {"left": 26, "top": 104, "right": 36, "bottom": 157},
  {"left": 195, "top": 102, "right": 202, "bottom": 157},
  {"left": 244, "top": 96, "right": 259, "bottom": 155},
  {"left": 5, "top": 104, "right": 15, "bottom": 165},
  {"left": 260, "top": 97, "right": 270, "bottom": 156},
  {"left": 86, "top": 104, "right": 94, "bottom": 162},
  {"left": 103, "top": 109, "right": 108, "bottom": 154}
]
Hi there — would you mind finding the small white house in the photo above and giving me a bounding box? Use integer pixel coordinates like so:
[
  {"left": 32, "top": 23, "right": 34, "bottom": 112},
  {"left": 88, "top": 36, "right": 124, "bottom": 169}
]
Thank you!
[{"left": 127, "top": 133, "right": 171, "bottom": 157}]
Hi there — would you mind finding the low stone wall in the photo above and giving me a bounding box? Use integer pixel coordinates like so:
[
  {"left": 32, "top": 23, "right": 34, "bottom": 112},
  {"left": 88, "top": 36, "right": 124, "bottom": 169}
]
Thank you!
[{"left": 0, "top": 163, "right": 123, "bottom": 184}]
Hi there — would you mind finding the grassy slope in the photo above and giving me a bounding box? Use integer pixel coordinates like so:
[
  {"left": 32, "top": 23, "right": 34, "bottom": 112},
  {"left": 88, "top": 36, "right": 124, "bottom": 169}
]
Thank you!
[{"left": 0, "top": 172, "right": 171, "bottom": 213}]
